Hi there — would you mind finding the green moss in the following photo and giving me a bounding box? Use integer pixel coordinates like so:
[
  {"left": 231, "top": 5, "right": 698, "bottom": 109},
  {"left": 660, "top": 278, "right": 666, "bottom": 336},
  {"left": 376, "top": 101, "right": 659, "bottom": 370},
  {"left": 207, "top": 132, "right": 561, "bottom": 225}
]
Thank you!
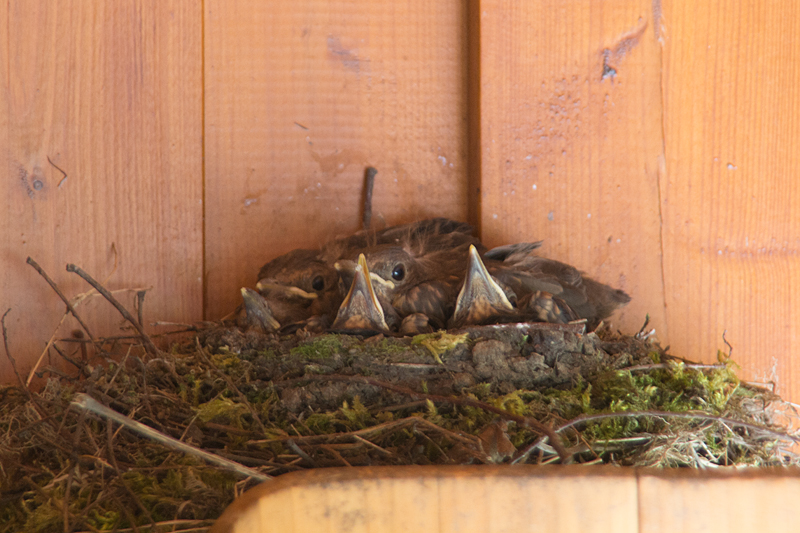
[
  {"left": 593, "top": 360, "right": 740, "bottom": 416},
  {"left": 369, "top": 337, "right": 411, "bottom": 356},
  {"left": 258, "top": 347, "right": 281, "bottom": 359},
  {"left": 210, "top": 351, "right": 242, "bottom": 370},
  {"left": 375, "top": 411, "right": 394, "bottom": 423},
  {"left": 490, "top": 391, "right": 529, "bottom": 417},
  {"left": 339, "top": 397, "right": 373, "bottom": 430},
  {"left": 23, "top": 500, "right": 61, "bottom": 533},
  {"left": 118, "top": 466, "right": 235, "bottom": 523},
  {"left": 412, "top": 331, "right": 469, "bottom": 363},
  {"left": 289, "top": 335, "right": 345, "bottom": 360},
  {"left": 305, "top": 413, "right": 336, "bottom": 434},
  {"left": 196, "top": 397, "right": 250, "bottom": 428},
  {"left": 87, "top": 508, "right": 121, "bottom": 530}
]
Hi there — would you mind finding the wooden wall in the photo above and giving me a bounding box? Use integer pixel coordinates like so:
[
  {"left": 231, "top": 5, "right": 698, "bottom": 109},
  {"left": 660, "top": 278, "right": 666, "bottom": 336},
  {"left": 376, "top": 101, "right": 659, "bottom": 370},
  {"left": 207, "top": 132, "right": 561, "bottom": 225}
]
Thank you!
[{"left": 1, "top": 1, "right": 798, "bottom": 405}]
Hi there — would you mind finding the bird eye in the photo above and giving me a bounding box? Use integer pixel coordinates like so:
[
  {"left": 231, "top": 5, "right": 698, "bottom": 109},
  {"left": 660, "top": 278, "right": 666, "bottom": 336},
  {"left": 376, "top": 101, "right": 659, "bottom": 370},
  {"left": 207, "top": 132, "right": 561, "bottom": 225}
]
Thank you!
[
  {"left": 391, "top": 264, "right": 406, "bottom": 281},
  {"left": 311, "top": 276, "right": 325, "bottom": 291}
]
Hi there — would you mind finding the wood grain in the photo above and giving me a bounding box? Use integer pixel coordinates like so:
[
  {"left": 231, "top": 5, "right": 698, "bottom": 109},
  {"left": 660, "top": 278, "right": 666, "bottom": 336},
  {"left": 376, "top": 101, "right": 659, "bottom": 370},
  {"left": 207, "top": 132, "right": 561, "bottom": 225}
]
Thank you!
[
  {"left": 477, "top": 0, "right": 667, "bottom": 338},
  {"left": 0, "top": 1, "right": 202, "bottom": 377},
  {"left": 638, "top": 469, "right": 800, "bottom": 532},
  {"left": 213, "top": 465, "right": 800, "bottom": 533},
  {"left": 660, "top": 1, "right": 800, "bottom": 401},
  {"left": 204, "top": 0, "right": 470, "bottom": 319},
  {"left": 210, "top": 466, "right": 639, "bottom": 533}
]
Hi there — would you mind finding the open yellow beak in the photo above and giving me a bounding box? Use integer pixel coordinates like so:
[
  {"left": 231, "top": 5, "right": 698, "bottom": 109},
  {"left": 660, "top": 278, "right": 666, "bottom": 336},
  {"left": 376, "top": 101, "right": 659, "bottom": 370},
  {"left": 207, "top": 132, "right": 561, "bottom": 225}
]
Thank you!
[
  {"left": 451, "top": 245, "right": 514, "bottom": 327},
  {"left": 332, "top": 254, "right": 391, "bottom": 333}
]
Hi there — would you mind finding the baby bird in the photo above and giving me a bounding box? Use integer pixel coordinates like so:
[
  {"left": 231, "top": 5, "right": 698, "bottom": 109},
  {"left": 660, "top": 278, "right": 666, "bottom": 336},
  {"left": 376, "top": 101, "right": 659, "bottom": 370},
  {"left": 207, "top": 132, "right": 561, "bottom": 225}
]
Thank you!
[
  {"left": 334, "top": 232, "right": 482, "bottom": 334},
  {"left": 254, "top": 218, "right": 478, "bottom": 331},
  {"left": 451, "top": 244, "right": 631, "bottom": 329},
  {"left": 255, "top": 248, "right": 342, "bottom": 330}
]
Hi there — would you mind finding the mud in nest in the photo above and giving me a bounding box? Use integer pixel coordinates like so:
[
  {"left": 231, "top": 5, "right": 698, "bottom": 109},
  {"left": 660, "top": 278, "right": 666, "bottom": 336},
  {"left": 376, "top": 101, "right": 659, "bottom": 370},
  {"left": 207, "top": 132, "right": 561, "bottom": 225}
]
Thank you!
[{"left": 1, "top": 262, "right": 799, "bottom": 532}]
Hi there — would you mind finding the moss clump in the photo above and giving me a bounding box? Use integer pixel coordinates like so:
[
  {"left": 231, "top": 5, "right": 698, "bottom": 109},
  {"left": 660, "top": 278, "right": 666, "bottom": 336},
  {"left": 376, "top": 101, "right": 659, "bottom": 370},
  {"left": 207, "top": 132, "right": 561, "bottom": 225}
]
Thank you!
[
  {"left": 197, "top": 397, "right": 251, "bottom": 428},
  {"left": 289, "top": 334, "right": 345, "bottom": 360},
  {"left": 412, "top": 331, "right": 469, "bottom": 363}
]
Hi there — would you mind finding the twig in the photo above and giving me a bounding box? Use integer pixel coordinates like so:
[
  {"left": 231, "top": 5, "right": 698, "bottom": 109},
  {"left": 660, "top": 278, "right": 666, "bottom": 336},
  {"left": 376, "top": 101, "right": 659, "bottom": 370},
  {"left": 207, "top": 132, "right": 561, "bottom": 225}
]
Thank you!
[
  {"left": 28, "top": 313, "right": 72, "bottom": 385},
  {"left": 194, "top": 338, "right": 268, "bottom": 433},
  {"left": 250, "top": 415, "right": 479, "bottom": 449},
  {"left": 352, "top": 434, "right": 392, "bottom": 456},
  {"left": 71, "top": 393, "right": 271, "bottom": 482},
  {"left": 722, "top": 330, "right": 734, "bottom": 359},
  {"left": 1, "top": 309, "right": 29, "bottom": 398},
  {"left": 136, "top": 290, "right": 147, "bottom": 329},
  {"left": 511, "top": 436, "right": 549, "bottom": 464},
  {"left": 409, "top": 417, "right": 485, "bottom": 449},
  {"left": 150, "top": 321, "right": 201, "bottom": 329},
  {"left": 62, "top": 412, "right": 88, "bottom": 533},
  {"left": 63, "top": 462, "right": 74, "bottom": 533},
  {"left": 111, "top": 494, "right": 142, "bottom": 533},
  {"left": 103, "top": 345, "right": 134, "bottom": 395},
  {"left": 65, "top": 264, "right": 158, "bottom": 355},
  {"left": 51, "top": 343, "right": 87, "bottom": 375},
  {"left": 622, "top": 363, "right": 727, "bottom": 373},
  {"left": 26, "top": 258, "right": 103, "bottom": 353},
  {"left": 635, "top": 314, "right": 651, "bottom": 339},
  {"left": 26, "top": 287, "right": 148, "bottom": 384},
  {"left": 417, "top": 428, "right": 455, "bottom": 462},
  {"left": 71, "top": 520, "right": 214, "bottom": 533},
  {"left": 26, "top": 253, "right": 128, "bottom": 383},
  {"left": 555, "top": 410, "right": 800, "bottom": 443},
  {"left": 320, "top": 445, "right": 353, "bottom": 467},
  {"left": 66, "top": 488, "right": 108, "bottom": 533},
  {"left": 272, "top": 374, "right": 570, "bottom": 461},
  {"left": 61, "top": 331, "right": 190, "bottom": 343},
  {"left": 285, "top": 440, "right": 317, "bottom": 467},
  {"left": 213, "top": 452, "right": 303, "bottom": 472},
  {"left": 362, "top": 166, "right": 377, "bottom": 230},
  {"left": 23, "top": 476, "right": 88, "bottom": 531},
  {"left": 106, "top": 419, "right": 157, "bottom": 530}
]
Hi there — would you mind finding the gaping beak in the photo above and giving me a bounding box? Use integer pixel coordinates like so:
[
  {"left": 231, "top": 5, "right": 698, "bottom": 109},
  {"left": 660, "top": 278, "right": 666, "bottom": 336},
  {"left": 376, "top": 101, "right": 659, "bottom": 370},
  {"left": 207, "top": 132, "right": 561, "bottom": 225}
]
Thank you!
[
  {"left": 240, "top": 287, "right": 281, "bottom": 332},
  {"left": 255, "top": 279, "right": 318, "bottom": 300},
  {"left": 332, "top": 254, "right": 391, "bottom": 333},
  {"left": 451, "top": 245, "right": 514, "bottom": 327}
]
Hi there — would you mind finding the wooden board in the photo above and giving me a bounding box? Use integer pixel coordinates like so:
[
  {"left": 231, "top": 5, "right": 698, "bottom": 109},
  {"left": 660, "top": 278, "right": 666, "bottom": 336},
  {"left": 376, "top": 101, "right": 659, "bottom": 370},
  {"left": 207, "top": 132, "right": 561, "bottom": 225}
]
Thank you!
[
  {"left": 211, "top": 465, "right": 800, "bottom": 533},
  {"left": 0, "top": 1, "right": 203, "bottom": 379},
  {"left": 660, "top": 1, "right": 800, "bottom": 400},
  {"left": 477, "top": 0, "right": 667, "bottom": 339},
  {"left": 210, "top": 466, "right": 639, "bottom": 533},
  {"left": 204, "top": 0, "right": 471, "bottom": 319},
  {"left": 639, "top": 468, "right": 800, "bottom": 532}
]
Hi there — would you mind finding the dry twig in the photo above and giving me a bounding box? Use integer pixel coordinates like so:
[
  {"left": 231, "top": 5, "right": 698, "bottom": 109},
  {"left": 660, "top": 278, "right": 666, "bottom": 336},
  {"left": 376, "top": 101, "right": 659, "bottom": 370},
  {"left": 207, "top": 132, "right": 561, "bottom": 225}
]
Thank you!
[
  {"left": 71, "top": 393, "right": 271, "bottom": 482},
  {"left": 66, "top": 263, "right": 158, "bottom": 355},
  {"left": 272, "top": 373, "right": 570, "bottom": 462}
]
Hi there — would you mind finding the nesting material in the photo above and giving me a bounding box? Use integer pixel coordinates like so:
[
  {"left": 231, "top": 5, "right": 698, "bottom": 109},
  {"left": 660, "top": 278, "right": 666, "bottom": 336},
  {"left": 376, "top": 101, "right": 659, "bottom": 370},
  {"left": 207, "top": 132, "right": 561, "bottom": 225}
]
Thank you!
[{"left": 0, "top": 265, "right": 798, "bottom": 533}]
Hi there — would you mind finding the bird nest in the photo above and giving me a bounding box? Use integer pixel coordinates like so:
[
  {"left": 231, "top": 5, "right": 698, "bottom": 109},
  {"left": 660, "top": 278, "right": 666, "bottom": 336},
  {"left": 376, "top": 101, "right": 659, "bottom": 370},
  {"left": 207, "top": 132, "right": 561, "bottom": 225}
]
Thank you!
[{"left": 1, "top": 261, "right": 799, "bottom": 533}]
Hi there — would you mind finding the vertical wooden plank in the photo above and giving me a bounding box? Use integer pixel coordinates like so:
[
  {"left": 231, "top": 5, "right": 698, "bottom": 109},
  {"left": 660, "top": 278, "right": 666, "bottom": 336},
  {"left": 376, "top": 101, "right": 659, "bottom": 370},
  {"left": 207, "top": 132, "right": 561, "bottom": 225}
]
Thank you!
[
  {"left": 0, "top": 1, "right": 202, "bottom": 379},
  {"left": 478, "top": 0, "right": 667, "bottom": 337},
  {"left": 204, "top": 0, "right": 470, "bottom": 318},
  {"left": 660, "top": 1, "right": 800, "bottom": 401}
]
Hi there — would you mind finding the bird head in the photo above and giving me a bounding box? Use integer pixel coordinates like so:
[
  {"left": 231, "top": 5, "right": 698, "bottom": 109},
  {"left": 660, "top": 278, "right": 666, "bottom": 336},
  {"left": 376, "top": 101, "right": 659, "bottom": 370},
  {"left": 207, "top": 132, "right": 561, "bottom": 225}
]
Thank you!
[{"left": 256, "top": 248, "right": 342, "bottom": 324}]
